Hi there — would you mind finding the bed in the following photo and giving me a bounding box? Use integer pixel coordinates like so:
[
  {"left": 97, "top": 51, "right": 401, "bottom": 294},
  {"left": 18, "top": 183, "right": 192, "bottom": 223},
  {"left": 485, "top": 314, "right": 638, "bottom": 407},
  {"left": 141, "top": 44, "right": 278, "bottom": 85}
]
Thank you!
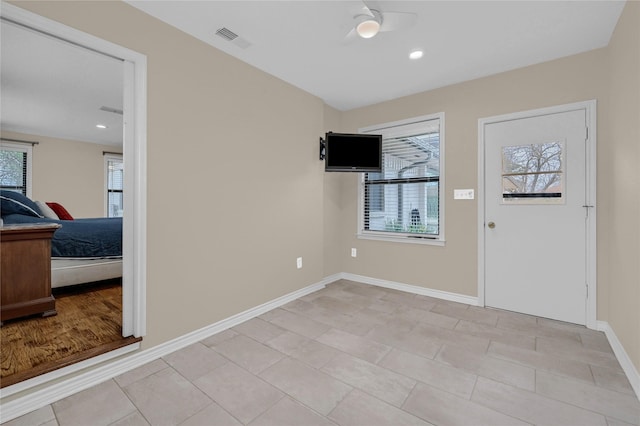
[{"left": 0, "top": 190, "right": 122, "bottom": 288}]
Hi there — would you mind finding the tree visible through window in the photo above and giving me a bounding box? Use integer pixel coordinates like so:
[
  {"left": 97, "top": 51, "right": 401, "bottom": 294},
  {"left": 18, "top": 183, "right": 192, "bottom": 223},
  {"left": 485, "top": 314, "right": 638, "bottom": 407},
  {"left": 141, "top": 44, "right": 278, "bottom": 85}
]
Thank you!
[
  {"left": 0, "top": 142, "right": 31, "bottom": 196},
  {"left": 502, "top": 142, "right": 563, "bottom": 203},
  {"left": 360, "top": 115, "right": 444, "bottom": 241}
]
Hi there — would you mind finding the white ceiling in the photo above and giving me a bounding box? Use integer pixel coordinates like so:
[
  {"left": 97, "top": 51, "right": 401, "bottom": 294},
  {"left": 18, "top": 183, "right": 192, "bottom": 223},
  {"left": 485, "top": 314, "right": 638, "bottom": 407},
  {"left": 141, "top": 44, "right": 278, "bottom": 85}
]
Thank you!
[
  {"left": 1, "top": 20, "right": 124, "bottom": 146},
  {"left": 1, "top": 1, "right": 625, "bottom": 146},
  {"left": 127, "top": 0, "right": 625, "bottom": 111}
]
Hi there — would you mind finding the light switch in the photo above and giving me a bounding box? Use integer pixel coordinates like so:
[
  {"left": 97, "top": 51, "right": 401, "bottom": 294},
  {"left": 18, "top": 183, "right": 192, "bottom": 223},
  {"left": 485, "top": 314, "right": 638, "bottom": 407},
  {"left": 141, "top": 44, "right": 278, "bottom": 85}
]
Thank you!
[{"left": 454, "top": 189, "right": 475, "bottom": 200}]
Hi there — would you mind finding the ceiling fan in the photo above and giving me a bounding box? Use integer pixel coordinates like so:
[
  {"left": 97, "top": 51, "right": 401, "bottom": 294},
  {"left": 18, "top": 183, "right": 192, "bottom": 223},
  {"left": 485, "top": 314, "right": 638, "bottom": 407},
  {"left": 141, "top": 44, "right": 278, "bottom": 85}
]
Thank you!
[{"left": 344, "top": 0, "right": 417, "bottom": 42}]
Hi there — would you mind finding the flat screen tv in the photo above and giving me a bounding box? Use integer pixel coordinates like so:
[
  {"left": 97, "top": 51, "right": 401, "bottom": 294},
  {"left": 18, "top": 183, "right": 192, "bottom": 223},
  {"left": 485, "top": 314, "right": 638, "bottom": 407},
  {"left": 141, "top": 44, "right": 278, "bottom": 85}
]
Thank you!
[{"left": 324, "top": 132, "right": 382, "bottom": 172}]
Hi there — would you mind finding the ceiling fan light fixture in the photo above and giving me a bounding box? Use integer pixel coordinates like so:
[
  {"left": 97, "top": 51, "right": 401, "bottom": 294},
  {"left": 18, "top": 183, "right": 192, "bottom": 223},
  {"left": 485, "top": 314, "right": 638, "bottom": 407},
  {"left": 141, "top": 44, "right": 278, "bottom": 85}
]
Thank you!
[{"left": 356, "top": 19, "right": 380, "bottom": 38}]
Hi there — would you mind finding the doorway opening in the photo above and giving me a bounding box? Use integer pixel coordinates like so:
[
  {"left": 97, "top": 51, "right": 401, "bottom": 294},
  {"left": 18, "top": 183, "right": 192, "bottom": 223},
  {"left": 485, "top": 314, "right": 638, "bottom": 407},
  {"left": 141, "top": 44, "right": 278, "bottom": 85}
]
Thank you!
[{"left": 0, "top": 3, "right": 146, "bottom": 394}]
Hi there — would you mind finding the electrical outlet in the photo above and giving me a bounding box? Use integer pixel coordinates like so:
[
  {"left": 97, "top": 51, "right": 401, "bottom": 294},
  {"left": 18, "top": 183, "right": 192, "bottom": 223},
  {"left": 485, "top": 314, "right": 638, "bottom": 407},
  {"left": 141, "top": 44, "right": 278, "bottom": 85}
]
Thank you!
[
  {"left": 351, "top": 248, "right": 357, "bottom": 258},
  {"left": 296, "top": 257, "right": 302, "bottom": 269}
]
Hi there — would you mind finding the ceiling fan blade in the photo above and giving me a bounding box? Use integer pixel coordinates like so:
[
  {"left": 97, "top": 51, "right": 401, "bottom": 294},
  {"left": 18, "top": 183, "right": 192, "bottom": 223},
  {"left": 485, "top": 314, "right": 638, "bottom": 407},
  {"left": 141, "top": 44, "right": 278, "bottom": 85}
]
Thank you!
[
  {"left": 362, "top": 0, "right": 382, "bottom": 16},
  {"left": 359, "top": 0, "right": 376, "bottom": 17},
  {"left": 379, "top": 12, "right": 418, "bottom": 32},
  {"left": 341, "top": 27, "right": 359, "bottom": 45}
]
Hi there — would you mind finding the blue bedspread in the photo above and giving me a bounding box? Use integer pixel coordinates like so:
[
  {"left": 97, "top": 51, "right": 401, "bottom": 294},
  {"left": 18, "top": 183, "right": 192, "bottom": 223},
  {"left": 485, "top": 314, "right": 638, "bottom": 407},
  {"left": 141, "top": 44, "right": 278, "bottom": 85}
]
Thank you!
[{"left": 2, "top": 214, "right": 122, "bottom": 258}]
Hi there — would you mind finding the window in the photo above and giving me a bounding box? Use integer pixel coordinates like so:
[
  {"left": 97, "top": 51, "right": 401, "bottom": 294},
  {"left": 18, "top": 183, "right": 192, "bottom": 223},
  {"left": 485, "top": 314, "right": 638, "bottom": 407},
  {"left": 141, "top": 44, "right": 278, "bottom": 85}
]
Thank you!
[
  {"left": 105, "top": 154, "right": 123, "bottom": 217},
  {"left": 501, "top": 141, "right": 564, "bottom": 204},
  {"left": 0, "top": 141, "right": 33, "bottom": 197},
  {"left": 359, "top": 113, "right": 444, "bottom": 244}
]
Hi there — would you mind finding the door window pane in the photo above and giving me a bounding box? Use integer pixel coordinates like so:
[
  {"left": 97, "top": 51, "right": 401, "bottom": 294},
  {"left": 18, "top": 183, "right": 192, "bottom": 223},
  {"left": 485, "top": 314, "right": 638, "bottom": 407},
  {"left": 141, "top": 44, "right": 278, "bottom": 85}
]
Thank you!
[{"left": 501, "top": 142, "right": 563, "bottom": 204}]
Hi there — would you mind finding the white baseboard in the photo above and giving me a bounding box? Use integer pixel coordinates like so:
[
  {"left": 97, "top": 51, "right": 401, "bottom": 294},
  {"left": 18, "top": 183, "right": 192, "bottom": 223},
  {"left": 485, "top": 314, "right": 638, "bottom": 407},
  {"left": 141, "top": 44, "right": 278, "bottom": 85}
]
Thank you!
[
  {"left": 0, "top": 279, "right": 326, "bottom": 423},
  {"left": 338, "top": 272, "right": 479, "bottom": 306},
  {"left": 597, "top": 321, "right": 640, "bottom": 401}
]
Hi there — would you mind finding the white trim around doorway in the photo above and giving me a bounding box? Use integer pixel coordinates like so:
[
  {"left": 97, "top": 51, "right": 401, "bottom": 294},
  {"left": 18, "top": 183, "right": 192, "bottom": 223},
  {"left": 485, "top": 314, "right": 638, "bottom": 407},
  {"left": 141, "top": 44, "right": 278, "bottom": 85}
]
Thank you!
[{"left": 0, "top": 1, "right": 147, "bottom": 395}]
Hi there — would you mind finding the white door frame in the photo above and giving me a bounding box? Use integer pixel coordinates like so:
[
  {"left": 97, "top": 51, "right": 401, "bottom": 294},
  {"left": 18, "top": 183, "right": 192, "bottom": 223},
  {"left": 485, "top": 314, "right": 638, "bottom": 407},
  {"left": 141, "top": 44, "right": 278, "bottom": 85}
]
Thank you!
[
  {"left": 477, "top": 100, "right": 597, "bottom": 329},
  {"left": 0, "top": 1, "right": 147, "bottom": 392}
]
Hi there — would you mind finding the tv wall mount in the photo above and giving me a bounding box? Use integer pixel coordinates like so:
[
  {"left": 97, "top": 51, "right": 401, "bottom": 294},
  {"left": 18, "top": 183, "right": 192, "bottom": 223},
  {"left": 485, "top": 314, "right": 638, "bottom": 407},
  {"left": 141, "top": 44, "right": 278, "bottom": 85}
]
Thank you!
[{"left": 319, "top": 136, "right": 327, "bottom": 160}]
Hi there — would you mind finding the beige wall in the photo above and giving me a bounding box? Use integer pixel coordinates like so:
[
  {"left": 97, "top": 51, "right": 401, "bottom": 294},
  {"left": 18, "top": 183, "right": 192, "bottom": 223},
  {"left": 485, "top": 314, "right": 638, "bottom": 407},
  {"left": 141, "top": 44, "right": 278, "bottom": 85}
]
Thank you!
[
  {"left": 10, "top": 1, "right": 327, "bottom": 350},
  {"left": 337, "top": 48, "right": 609, "bottom": 298},
  {"left": 1, "top": 130, "right": 119, "bottom": 218},
  {"left": 605, "top": 0, "right": 640, "bottom": 374},
  {"left": 322, "top": 104, "right": 345, "bottom": 277}
]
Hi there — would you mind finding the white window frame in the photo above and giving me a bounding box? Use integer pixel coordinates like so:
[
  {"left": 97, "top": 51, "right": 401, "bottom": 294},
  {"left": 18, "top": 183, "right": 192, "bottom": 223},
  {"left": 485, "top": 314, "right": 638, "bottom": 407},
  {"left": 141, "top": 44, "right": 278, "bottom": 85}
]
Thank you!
[
  {"left": 0, "top": 141, "right": 33, "bottom": 198},
  {"left": 104, "top": 153, "right": 124, "bottom": 217},
  {"left": 358, "top": 113, "right": 445, "bottom": 246}
]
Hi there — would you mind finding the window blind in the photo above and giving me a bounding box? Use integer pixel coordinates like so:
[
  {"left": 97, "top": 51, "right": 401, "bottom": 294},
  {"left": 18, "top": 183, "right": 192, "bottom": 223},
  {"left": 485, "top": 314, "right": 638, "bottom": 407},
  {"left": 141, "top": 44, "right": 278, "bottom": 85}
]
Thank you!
[
  {"left": 106, "top": 156, "right": 124, "bottom": 217},
  {"left": 363, "top": 119, "right": 441, "bottom": 237}
]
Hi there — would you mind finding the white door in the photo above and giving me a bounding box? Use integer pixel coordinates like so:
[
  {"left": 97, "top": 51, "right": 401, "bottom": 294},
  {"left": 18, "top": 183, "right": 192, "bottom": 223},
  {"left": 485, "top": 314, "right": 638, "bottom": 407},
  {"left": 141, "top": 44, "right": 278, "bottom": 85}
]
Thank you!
[{"left": 484, "top": 108, "right": 589, "bottom": 325}]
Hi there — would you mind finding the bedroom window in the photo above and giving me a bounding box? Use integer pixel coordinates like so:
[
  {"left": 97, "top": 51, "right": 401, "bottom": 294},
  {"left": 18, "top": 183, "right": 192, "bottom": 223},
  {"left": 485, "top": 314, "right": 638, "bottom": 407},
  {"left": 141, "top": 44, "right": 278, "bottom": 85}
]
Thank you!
[
  {"left": 105, "top": 154, "right": 123, "bottom": 218},
  {"left": 0, "top": 141, "right": 32, "bottom": 197},
  {"left": 358, "top": 113, "right": 444, "bottom": 245}
]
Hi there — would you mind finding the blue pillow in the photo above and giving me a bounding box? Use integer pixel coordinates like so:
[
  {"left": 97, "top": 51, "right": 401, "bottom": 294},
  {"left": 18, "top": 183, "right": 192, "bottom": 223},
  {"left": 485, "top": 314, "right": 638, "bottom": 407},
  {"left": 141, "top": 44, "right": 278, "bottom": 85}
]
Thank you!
[{"left": 0, "top": 190, "right": 43, "bottom": 217}]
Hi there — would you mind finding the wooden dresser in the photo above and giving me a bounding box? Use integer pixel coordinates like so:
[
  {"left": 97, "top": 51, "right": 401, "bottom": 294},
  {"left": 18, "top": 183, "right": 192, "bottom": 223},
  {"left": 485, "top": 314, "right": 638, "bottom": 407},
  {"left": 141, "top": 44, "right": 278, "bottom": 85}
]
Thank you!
[{"left": 1, "top": 223, "right": 60, "bottom": 323}]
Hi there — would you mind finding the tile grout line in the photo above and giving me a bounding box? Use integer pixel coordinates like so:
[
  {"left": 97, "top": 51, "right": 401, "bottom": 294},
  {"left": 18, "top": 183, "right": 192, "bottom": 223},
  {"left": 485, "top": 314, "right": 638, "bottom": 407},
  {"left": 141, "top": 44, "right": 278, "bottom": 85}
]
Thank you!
[
  {"left": 534, "top": 372, "right": 636, "bottom": 424},
  {"left": 12, "top": 280, "right": 638, "bottom": 425}
]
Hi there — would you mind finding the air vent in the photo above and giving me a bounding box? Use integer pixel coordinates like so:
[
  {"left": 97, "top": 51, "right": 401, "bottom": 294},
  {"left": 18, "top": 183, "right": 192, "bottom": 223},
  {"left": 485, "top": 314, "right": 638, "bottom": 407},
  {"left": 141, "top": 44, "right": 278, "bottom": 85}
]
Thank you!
[
  {"left": 215, "top": 27, "right": 252, "bottom": 49},
  {"left": 100, "top": 106, "right": 123, "bottom": 115},
  {"left": 215, "top": 27, "right": 238, "bottom": 41}
]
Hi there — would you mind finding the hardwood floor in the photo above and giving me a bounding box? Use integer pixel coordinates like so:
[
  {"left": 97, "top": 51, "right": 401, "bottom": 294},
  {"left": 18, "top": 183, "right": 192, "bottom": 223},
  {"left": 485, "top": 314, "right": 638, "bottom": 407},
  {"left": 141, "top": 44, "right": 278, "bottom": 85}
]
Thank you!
[{"left": 0, "top": 280, "right": 141, "bottom": 388}]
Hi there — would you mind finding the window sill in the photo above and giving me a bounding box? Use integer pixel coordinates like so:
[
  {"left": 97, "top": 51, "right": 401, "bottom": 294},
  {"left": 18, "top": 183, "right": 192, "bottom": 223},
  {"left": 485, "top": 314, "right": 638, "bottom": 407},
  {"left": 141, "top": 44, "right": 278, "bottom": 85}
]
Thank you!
[{"left": 357, "top": 232, "right": 445, "bottom": 246}]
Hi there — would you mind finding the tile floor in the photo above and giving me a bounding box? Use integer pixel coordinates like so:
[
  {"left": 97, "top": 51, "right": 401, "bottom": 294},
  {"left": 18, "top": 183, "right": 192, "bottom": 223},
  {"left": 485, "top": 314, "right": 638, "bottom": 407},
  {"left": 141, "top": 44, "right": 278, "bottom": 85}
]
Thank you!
[{"left": 6, "top": 280, "right": 640, "bottom": 426}]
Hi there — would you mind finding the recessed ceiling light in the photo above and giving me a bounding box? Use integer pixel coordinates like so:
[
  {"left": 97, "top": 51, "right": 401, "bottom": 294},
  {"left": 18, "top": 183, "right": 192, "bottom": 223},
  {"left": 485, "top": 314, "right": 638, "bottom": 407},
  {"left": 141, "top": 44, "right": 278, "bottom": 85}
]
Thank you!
[
  {"left": 96, "top": 124, "right": 107, "bottom": 129},
  {"left": 409, "top": 50, "right": 424, "bottom": 60}
]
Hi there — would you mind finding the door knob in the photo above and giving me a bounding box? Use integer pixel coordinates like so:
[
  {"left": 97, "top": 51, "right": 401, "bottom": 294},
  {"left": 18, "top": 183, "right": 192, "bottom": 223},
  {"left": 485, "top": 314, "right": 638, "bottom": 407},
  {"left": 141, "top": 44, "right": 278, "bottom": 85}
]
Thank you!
[{"left": 487, "top": 222, "right": 496, "bottom": 229}]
